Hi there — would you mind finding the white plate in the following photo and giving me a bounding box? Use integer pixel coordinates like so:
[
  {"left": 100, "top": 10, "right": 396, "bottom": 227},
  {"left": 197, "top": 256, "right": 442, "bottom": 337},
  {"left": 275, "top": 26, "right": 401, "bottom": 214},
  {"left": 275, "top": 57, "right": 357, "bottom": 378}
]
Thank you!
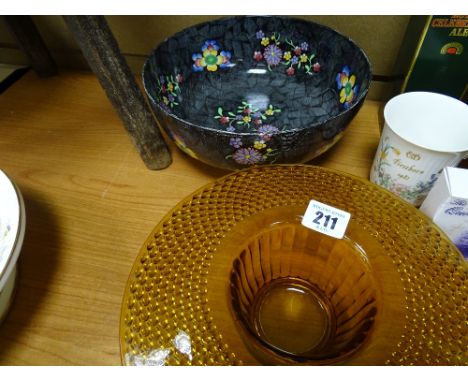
[
  {"left": 0, "top": 170, "right": 25, "bottom": 292},
  {"left": 0, "top": 265, "right": 17, "bottom": 323}
]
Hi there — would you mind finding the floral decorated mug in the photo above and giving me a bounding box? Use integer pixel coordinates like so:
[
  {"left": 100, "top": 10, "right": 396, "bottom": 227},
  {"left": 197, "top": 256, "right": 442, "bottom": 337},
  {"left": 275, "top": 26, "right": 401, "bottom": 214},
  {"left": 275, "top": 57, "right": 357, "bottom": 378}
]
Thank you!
[{"left": 370, "top": 92, "right": 468, "bottom": 207}]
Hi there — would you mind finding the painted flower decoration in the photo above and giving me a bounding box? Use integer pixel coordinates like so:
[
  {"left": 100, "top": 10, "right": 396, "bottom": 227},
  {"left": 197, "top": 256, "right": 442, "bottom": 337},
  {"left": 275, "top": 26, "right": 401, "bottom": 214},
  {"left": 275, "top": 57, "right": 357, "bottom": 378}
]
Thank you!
[
  {"left": 253, "top": 51, "right": 263, "bottom": 61},
  {"left": 258, "top": 124, "right": 279, "bottom": 139},
  {"left": 215, "top": 101, "right": 281, "bottom": 166},
  {"left": 233, "top": 148, "right": 264, "bottom": 165},
  {"left": 253, "top": 140, "right": 266, "bottom": 150},
  {"left": 264, "top": 44, "right": 283, "bottom": 67},
  {"left": 192, "top": 40, "right": 232, "bottom": 72},
  {"left": 229, "top": 137, "right": 243, "bottom": 148},
  {"left": 254, "top": 31, "right": 320, "bottom": 76},
  {"left": 256, "top": 30, "right": 265, "bottom": 39},
  {"left": 286, "top": 67, "right": 295, "bottom": 76},
  {"left": 336, "top": 66, "right": 359, "bottom": 109},
  {"left": 300, "top": 42, "right": 309, "bottom": 51},
  {"left": 155, "top": 73, "right": 182, "bottom": 110}
]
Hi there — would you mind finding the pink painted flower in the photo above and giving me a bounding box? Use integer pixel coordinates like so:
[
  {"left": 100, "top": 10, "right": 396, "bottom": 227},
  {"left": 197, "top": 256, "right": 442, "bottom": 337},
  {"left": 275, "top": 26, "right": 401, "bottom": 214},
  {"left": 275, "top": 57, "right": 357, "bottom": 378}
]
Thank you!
[
  {"left": 175, "top": 74, "right": 184, "bottom": 83},
  {"left": 219, "top": 116, "right": 230, "bottom": 125},
  {"left": 294, "top": 46, "right": 302, "bottom": 56},
  {"left": 313, "top": 62, "right": 321, "bottom": 72},
  {"left": 286, "top": 67, "right": 295, "bottom": 76},
  {"left": 253, "top": 51, "right": 263, "bottom": 62}
]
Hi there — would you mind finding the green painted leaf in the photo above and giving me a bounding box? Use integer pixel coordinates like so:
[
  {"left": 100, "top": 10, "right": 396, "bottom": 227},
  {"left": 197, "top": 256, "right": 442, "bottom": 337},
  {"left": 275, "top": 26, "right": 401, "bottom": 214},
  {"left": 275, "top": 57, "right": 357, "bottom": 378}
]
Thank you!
[{"left": 217, "top": 107, "right": 223, "bottom": 115}]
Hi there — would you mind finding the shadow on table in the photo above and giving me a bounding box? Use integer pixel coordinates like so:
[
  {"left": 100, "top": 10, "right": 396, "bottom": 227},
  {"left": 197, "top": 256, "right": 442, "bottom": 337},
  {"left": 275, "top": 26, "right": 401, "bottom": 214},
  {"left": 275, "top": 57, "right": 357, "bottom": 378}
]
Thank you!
[{"left": 0, "top": 189, "right": 61, "bottom": 364}]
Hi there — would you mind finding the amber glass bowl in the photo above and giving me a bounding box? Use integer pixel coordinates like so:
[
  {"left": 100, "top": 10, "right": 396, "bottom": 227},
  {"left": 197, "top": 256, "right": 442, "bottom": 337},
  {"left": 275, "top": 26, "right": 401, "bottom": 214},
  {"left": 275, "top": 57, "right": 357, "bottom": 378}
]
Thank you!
[{"left": 120, "top": 165, "right": 468, "bottom": 366}]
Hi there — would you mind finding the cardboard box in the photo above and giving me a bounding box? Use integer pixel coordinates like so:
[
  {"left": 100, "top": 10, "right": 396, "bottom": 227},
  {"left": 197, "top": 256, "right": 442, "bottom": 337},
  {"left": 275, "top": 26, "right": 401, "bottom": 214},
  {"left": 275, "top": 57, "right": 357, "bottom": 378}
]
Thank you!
[
  {"left": 391, "top": 15, "right": 468, "bottom": 102},
  {"left": 420, "top": 167, "right": 468, "bottom": 259},
  {"left": 404, "top": 15, "right": 468, "bottom": 100}
]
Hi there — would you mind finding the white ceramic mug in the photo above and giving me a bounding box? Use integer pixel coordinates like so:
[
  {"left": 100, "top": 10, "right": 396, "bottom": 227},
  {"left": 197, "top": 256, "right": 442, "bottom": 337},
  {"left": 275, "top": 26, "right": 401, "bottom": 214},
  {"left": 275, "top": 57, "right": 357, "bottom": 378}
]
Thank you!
[{"left": 370, "top": 92, "right": 468, "bottom": 206}]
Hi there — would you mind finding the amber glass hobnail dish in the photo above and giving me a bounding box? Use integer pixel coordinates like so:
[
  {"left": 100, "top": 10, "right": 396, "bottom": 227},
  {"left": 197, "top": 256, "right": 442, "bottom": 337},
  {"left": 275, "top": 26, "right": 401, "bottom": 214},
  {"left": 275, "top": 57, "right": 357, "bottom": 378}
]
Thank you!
[{"left": 120, "top": 165, "right": 468, "bottom": 366}]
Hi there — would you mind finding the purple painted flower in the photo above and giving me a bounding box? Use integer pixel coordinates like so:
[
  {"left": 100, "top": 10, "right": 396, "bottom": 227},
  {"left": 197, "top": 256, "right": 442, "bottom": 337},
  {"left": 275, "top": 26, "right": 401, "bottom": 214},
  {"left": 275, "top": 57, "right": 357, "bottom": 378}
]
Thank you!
[
  {"left": 168, "top": 94, "right": 175, "bottom": 102},
  {"left": 226, "top": 126, "right": 236, "bottom": 132},
  {"left": 258, "top": 124, "right": 279, "bottom": 137},
  {"left": 159, "top": 75, "right": 166, "bottom": 84},
  {"left": 336, "top": 66, "right": 351, "bottom": 89},
  {"left": 192, "top": 53, "right": 204, "bottom": 72},
  {"left": 233, "top": 148, "right": 264, "bottom": 165},
  {"left": 229, "top": 137, "right": 243, "bottom": 148},
  {"left": 219, "top": 51, "right": 233, "bottom": 68},
  {"left": 264, "top": 44, "right": 283, "bottom": 66},
  {"left": 252, "top": 111, "right": 262, "bottom": 118},
  {"left": 159, "top": 102, "right": 172, "bottom": 113},
  {"left": 300, "top": 42, "right": 309, "bottom": 51},
  {"left": 256, "top": 30, "right": 265, "bottom": 39},
  {"left": 291, "top": 56, "right": 299, "bottom": 65}
]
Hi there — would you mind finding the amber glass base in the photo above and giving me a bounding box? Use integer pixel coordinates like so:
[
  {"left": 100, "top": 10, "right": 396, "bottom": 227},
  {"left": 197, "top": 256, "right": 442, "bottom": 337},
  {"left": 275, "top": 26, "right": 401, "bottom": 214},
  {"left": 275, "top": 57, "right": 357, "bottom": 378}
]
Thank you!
[{"left": 230, "top": 223, "right": 378, "bottom": 364}]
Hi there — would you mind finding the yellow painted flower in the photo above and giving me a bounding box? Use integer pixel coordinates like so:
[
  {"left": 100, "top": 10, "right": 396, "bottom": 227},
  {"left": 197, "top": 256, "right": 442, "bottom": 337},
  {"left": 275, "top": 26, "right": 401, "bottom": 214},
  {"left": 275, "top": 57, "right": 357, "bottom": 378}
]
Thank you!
[
  {"left": 283, "top": 51, "right": 292, "bottom": 61},
  {"left": 253, "top": 140, "right": 266, "bottom": 150},
  {"left": 201, "top": 48, "right": 224, "bottom": 71},
  {"left": 173, "top": 135, "right": 198, "bottom": 159},
  {"left": 300, "top": 54, "right": 308, "bottom": 63},
  {"left": 167, "top": 83, "right": 174, "bottom": 92},
  {"left": 265, "top": 108, "right": 274, "bottom": 116},
  {"left": 192, "top": 40, "right": 232, "bottom": 72},
  {"left": 336, "top": 66, "right": 359, "bottom": 108},
  {"left": 338, "top": 72, "right": 356, "bottom": 104},
  {"left": 243, "top": 115, "right": 252, "bottom": 123},
  {"left": 163, "top": 96, "right": 169, "bottom": 105},
  {"left": 261, "top": 37, "right": 270, "bottom": 46}
]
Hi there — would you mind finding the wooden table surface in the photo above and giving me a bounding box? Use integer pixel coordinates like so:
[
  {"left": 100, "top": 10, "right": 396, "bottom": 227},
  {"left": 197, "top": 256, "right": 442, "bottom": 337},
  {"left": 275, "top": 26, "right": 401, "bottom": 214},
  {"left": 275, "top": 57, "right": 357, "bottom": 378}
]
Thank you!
[{"left": 0, "top": 71, "right": 381, "bottom": 365}]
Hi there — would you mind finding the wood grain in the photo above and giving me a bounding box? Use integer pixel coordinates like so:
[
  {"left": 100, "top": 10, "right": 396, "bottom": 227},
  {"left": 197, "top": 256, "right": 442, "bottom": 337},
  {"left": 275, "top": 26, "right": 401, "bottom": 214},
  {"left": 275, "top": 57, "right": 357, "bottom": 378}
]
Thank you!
[{"left": 0, "top": 71, "right": 381, "bottom": 365}]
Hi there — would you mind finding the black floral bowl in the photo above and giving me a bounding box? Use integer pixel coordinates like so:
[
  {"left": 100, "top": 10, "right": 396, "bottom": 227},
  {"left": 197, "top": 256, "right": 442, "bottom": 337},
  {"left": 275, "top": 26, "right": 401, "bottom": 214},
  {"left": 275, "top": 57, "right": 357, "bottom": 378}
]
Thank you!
[{"left": 143, "top": 16, "right": 372, "bottom": 170}]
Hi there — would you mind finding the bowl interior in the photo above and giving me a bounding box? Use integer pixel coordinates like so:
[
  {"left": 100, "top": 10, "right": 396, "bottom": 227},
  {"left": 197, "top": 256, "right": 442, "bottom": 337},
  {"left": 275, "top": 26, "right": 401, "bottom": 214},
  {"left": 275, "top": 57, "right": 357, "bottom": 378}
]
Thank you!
[
  {"left": 230, "top": 222, "right": 378, "bottom": 364},
  {"left": 143, "top": 16, "right": 372, "bottom": 132}
]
